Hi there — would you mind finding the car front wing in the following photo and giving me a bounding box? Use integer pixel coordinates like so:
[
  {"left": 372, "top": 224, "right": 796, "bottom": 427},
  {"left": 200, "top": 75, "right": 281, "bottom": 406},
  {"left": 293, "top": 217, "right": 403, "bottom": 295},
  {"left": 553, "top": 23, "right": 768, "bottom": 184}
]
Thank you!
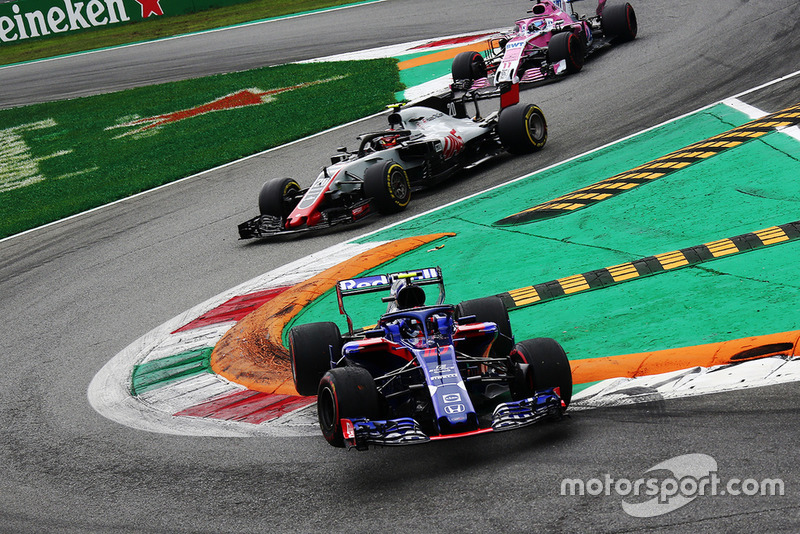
[
  {"left": 340, "top": 388, "right": 566, "bottom": 451},
  {"left": 237, "top": 199, "right": 373, "bottom": 239}
]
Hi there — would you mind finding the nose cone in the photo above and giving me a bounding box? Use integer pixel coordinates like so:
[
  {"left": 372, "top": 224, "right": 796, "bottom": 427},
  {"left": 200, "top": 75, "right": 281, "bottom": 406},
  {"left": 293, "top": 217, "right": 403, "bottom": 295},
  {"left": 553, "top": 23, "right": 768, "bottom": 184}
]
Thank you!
[{"left": 285, "top": 215, "right": 306, "bottom": 229}]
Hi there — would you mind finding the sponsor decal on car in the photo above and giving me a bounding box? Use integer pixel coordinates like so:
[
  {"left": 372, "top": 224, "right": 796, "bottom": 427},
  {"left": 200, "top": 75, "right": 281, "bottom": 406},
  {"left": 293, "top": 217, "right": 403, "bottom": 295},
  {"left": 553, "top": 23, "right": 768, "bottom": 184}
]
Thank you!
[
  {"left": 442, "top": 129, "right": 464, "bottom": 159},
  {"left": 338, "top": 267, "right": 440, "bottom": 291}
]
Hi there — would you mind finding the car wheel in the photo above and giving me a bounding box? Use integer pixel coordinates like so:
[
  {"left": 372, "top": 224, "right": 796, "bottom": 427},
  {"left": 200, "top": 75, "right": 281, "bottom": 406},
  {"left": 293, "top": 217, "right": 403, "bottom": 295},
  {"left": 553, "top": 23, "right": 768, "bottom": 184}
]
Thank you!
[
  {"left": 363, "top": 161, "right": 411, "bottom": 214},
  {"left": 258, "top": 177, "right": 301, "bottom": 217},
  {"left": 288, "top": 322, "right": 341, "bottom": 396},
  {"left": 317, "top": 366, "right": 380, "bottom": 447},
  {"left": 451, "top": 50, "right": 487, "bottom": 82},
  {"left": 497, "top": 103, "right": 548, "bottom": 154},
  {"left": 547, "top": 31, "right": 585, "bottom": 74},
  {"left": 455, "top": 296, "right": 514, "bottom": 357},
  {"left": 512, "top": 338, "right": 572, "bottom": 407},
  {"left": 601, "top": 3, "right": 638, "bottom": 42}
]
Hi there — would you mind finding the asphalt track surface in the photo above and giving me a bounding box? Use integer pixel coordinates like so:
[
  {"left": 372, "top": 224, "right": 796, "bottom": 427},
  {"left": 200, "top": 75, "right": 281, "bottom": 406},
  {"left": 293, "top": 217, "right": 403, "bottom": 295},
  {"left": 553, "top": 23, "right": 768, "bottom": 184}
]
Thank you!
[{"left": 1, "top": 0, "right": 800, "bottom": 531}]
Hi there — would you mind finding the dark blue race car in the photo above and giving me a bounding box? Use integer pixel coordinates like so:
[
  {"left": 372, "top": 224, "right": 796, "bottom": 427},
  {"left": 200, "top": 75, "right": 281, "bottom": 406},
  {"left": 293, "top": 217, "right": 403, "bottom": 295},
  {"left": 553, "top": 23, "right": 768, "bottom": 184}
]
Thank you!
[{"left": 288, "top": 267, "right": 572, "bottom": 450}]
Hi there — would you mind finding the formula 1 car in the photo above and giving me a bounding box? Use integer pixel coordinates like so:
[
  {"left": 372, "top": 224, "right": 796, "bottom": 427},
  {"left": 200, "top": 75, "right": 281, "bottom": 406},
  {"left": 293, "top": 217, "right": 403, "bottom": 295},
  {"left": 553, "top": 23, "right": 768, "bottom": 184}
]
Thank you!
[
  {"left": 288, "top": 267, "right": 572, "bottom": 450},
  {"left": 451, "top": 0, "right": 637, "bottom": 88},
  {"left": 237, "top": 84, "right": 547, "bottom": 239}
]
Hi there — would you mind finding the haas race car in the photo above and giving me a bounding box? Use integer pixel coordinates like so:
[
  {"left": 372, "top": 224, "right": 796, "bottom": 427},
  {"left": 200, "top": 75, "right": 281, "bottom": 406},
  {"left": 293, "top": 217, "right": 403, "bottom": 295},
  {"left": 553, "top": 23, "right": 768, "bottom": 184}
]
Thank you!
[
  {"left": 237, "top": 83, "right": 547, "bottom": 239},
  {"left": 452, "top": 0, "right": 637, "bottom": 88},
  {"left": 288, "top": 267, "right": 572, "bottom": 450}
]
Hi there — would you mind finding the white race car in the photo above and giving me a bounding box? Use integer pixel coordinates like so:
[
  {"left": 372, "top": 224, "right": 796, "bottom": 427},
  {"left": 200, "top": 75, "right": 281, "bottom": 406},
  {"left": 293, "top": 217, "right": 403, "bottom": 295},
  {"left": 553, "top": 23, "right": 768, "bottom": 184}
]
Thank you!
[{"left": 238, "top": 86, "right": 547, "bottom": 238}]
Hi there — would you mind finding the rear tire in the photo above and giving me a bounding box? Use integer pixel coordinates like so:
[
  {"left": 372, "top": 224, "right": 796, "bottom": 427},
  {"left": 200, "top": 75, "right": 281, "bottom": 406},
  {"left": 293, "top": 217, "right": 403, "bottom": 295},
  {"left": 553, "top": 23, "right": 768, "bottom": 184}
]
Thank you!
[
  {"left": 547, "top": 31, "right": 585, "bottom": 74},
  {"left": 317, "top": 366, "right": 380, "bottom": 447},
  {"left": 451, "top": 50, "right": 487, "bottom": 81},
  {"left": 363, "top": 161, "right": 411, "bottom": 214},
  {"left": 601, "top": 3, "right": 638, "bottom": 42},
  {"left": 258, "top": 177, "right": 300, "bottom": 217},
  {"left": 497, "top": 104, "right": 547, "bottom": 155},
  {"left": 289, "top": 322, "right": 341, "bottom": 396},
  {"left": 512, "top": 338, "right": 572, "bottom": 406},
  {"left": 455, "top": 296, "right": 514, "bottom": 357}
]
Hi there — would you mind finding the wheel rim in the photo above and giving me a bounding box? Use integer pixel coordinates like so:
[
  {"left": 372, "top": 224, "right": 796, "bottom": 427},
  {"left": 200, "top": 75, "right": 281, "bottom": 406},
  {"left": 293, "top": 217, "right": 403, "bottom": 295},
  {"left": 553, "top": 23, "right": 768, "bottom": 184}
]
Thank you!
[
  {"left": 527, "top": 112, "right": 546, "bottom": 143},
  {"left": 389, "top": 170, "right": 409, "bottom": 204}
]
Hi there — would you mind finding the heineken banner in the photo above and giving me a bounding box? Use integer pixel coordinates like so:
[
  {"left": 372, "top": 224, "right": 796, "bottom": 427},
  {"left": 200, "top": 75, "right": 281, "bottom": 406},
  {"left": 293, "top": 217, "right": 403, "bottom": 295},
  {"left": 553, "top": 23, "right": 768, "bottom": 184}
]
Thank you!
[{"left": 0, "top": 0, "right": 248, "bottom": 43}]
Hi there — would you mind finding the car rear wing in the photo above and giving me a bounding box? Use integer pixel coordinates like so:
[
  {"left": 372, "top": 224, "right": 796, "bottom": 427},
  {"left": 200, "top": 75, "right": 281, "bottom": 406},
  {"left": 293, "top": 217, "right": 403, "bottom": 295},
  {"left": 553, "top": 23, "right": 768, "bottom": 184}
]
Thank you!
[{"left": 336, "top": 267, "right": 445, "bottom": 334}]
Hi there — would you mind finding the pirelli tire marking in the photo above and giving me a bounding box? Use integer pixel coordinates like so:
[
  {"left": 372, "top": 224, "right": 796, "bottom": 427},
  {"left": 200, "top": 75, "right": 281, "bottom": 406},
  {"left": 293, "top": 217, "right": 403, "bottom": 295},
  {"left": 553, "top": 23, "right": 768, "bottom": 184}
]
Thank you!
[
  {"left": 497, "top": 221, "right": 800, "bottom": 310},
  {"left": 387, "top": 163, "right": 411, "bottom": 208},
  {"left": 495, "top": 102, "right": 800, "bottom": 226}
]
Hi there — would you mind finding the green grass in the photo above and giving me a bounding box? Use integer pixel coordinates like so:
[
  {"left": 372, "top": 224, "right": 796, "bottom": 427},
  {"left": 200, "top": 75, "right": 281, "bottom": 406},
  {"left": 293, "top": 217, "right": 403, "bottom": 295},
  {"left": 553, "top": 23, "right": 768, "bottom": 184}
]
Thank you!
[
  {"left": 0, "top": 0, "right": 365, "bottom": 66},
  {"left": 0, "top": 59, "right": 403, "bottom": 238}
]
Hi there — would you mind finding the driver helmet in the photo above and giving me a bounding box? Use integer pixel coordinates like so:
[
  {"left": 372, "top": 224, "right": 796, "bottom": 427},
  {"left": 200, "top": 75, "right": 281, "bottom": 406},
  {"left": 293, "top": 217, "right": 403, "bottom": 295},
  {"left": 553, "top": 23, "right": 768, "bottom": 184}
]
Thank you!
[
  {"left": 378, "top": 134, "right": 401, "bottom": 149},
  {"left": 529, "top": 19, "right": 547, "bottom": 33}
]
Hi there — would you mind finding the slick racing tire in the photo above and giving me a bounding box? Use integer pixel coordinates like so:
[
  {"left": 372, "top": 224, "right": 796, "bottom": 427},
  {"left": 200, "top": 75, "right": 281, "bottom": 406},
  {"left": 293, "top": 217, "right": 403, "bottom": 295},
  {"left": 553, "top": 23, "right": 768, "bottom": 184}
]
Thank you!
[
  {"left": 258, "top": 177, "right": 301, "bottom": 217},
  {"left": 318, "top": 366, "right": 380, "bottom": 448},
  {"left": 547, "top": 31, "right": 585, "bottom": 74},
  {"left": 363, "top": 161, "right": 411, "bottom": 214},
  {"left": 451, "top": 50, "right": 488, "bottom": 82},
  {"left": 601, "top": 3, "right": 638, "bottom": 42},
  {"left": 455, "top": 296, "right": 514, "bottom": 357},
  {"left": 289, "top": 322, "right": 341, "bottom": 396},
  {"left": 497, "top": 104, "right": 548, "bottom": 155},
  {"left": 512, "top": 338, "right": 572, "bottom": 407}
]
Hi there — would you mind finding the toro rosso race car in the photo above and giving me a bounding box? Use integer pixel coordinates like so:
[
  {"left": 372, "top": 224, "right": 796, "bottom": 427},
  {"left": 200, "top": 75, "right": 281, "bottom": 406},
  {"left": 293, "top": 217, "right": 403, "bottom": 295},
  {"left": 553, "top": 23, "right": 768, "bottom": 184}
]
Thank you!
[
  {"left": 288, "top": 267, "right": 572, "bottom": 450},
  {"left": 237, "top": 84, "right": 547, "bottom": 239},
  {"left": 451, "top": 0, "right": 637, "bottom": 88}
]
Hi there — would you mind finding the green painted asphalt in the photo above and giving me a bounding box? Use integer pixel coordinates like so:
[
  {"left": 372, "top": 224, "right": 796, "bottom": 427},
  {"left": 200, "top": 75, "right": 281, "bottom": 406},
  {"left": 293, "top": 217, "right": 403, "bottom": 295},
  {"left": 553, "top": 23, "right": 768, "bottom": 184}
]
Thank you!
[{"left": 289, "top": 102, "right": 800, "bottom": 366}]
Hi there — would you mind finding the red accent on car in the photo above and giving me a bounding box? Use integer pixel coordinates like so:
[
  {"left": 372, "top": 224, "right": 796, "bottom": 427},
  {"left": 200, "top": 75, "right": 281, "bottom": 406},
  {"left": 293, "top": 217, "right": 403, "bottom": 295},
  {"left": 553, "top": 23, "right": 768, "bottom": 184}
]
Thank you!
[
  {"left": 341, "top": 419, "right": 355, "bottom": 439},
  {"left": 500, "top": 83, "right": 520, "bottom": 108},
  {"left": 429, "top": 427, "right": 494, "bottom": 440}
]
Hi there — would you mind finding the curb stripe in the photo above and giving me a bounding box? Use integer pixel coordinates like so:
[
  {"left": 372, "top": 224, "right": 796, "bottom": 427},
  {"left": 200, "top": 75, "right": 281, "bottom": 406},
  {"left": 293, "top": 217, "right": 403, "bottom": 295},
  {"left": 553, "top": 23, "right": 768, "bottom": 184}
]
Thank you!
[
  {"left": 131, "top": 347, "right": 213, "bottom": 395},
  {"left": 398, "top": 41, "right": 493, "bottom": 70},
  {"left": 570, "top": 330, "right": 800, "bottom": 385},
  {"left": 497, "top": 220, "right": 800, "bottom": 311},
  {"left": 494, "top": 102, "right": 800, "bottom": 226},
  {"left": 171, "top": 286, "right": 291, "bottom": 334},
  {"left": 175, "top": 390, "right": 314, "bottom": 424}
]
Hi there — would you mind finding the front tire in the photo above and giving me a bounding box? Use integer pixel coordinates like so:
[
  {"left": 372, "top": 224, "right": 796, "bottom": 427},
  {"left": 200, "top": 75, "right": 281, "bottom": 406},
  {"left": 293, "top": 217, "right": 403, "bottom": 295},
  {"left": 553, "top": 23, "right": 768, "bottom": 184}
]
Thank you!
[
  {"left": 317, "top": 366, "right": 380, "bottom": 447},
  {"left": 451, "top": 50, "right": 487, "bottom": 82},
  {"left": 601, "top": 3, "right": 638, "bottom": 42},
  {"left": 363, "top": 161, "right": 411, "bottom": 214},
  {"left": 497, "top": 104, "right": 548, "bottom": 155},
  {"left": 289, "top": 322, "right": 341, "bottom": 396},
  {"left": 258, "top": 177, "right": 301, "bottom": 217},
  {"left": 547, "top": 31, "right": 585, "bottom": 74},
  {"left": 512, "top": 338, "right": 572, "bottom": 406}
]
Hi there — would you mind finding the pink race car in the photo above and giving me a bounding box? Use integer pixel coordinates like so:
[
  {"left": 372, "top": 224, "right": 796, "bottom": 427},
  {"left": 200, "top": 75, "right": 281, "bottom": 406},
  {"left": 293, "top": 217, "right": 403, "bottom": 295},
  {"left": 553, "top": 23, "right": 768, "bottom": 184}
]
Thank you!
[{"left": 452, "top": 0, "right": 637, "bottom": 87}]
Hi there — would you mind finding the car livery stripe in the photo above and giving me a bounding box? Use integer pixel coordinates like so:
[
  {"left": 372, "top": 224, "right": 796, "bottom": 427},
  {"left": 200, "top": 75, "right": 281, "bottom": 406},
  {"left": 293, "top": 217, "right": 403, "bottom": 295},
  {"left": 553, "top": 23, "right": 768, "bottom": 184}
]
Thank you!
[
  {"left": 209, "top": 233, "right": 455, "bottom": 394},
  {"left": 494, "top": 102, "right": 800, "bottom": 225},
  {"left": 496, "top": 220, "right": 800, "bottom": 311}
]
